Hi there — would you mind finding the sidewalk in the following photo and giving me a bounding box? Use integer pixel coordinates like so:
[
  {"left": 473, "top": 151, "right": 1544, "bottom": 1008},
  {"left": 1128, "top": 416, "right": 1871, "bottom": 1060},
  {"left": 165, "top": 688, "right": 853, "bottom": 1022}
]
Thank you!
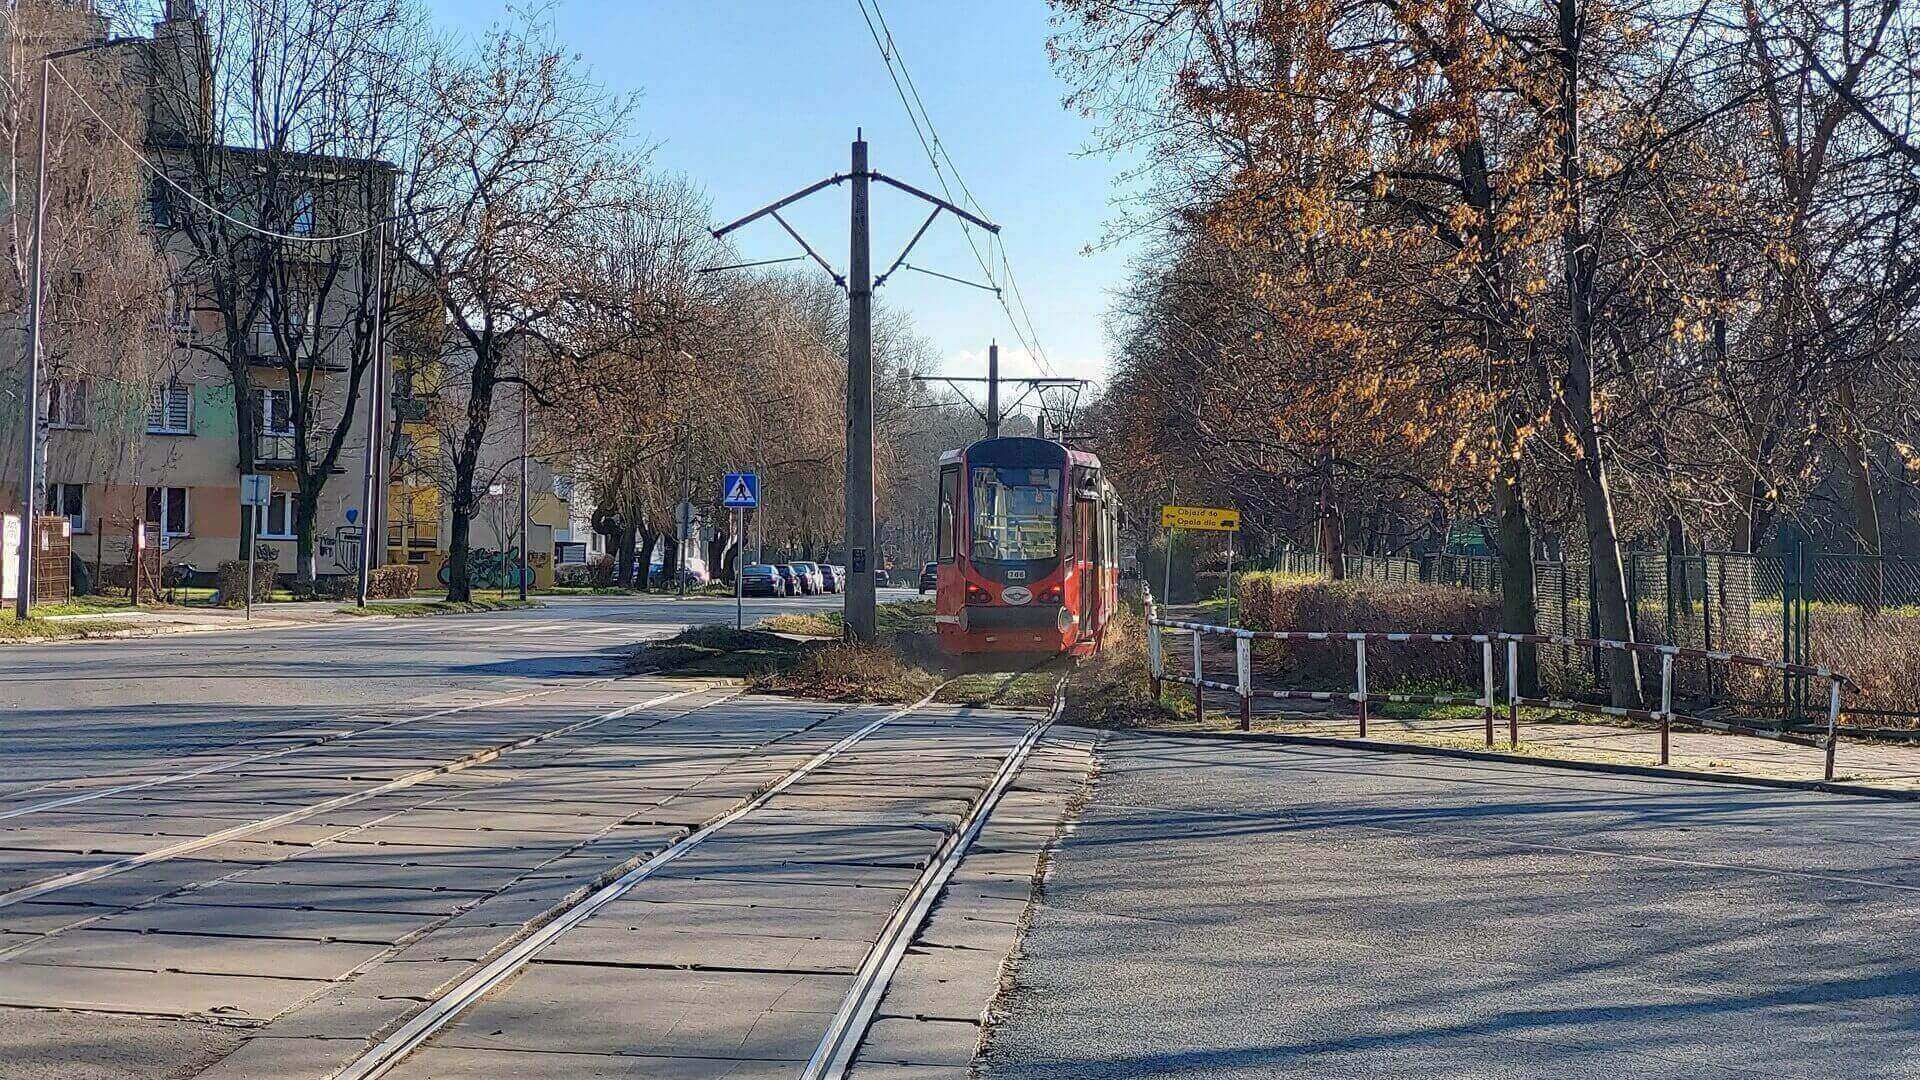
[{"left": 1151, "top": 606, "right": 1920, "bottom": 793}]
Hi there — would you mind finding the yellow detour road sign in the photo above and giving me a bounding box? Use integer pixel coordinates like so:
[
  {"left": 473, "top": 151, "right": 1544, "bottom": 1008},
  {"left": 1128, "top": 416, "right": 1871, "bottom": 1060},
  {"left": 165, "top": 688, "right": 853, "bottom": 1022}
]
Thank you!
[{"left": 1160, "top": 505, "right": 1240, "bottom": 531}]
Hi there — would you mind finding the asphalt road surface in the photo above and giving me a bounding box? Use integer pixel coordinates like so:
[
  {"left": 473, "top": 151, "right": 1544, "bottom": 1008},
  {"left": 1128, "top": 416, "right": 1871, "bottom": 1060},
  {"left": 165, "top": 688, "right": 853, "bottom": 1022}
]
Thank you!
[
  {"left": 980, "top": 733, "right": 1920, "bottom": 1079},
  {"left": 1, "top": 590, "right": 916, "bottom": 792}
]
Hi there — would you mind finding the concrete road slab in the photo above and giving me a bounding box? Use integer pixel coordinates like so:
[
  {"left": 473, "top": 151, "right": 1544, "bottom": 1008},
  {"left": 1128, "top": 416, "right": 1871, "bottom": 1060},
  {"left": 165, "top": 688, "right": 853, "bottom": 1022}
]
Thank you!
[
  {"left": 390, "top": 1046, "right": 802, "bottom": 1079},
  {"left": 615, "top": 876, "right": 909, "bottom": 913},
  {"left": 304, "top": 841, "right": 570, "bottom": 869},
  {"left": 439, "top": 963, "right": 850, "bottom": 1060},
  {"left": 855, "top": 1015, "right": 982, "bottom": 1066},
  {"left": 872, "top": 944, "right": 1007, "bottom": 1022},
  {"left": 225, "top": 857, "right": 526, "bottom": 894},
  {"left": 588, "top": 898, "right": 897, "bottom": 941},
  {"left": 537, "top": 923, "right": 874, "bottom": 973},
  {"left": 0, "top": 1004, "right": 245, "bottom": 1080},
  {"left": 1, "top": 900, "right": 112, "bottom": 934},
  {"left": 186, "top": 1034, "right": 365, "bottom": 1080},
  {"left": 1, "top": 927, "right": 387, "bottom": 981},
  {"left": 845, "top": 1065, "right": 971, "bottom": 1080},
  {"left": 0, "top": 958, "right": 322, "bottom": 1018},
  {"left": 177, "top": 881, "right": 487, "bottom": 916},
  {"left": 98, "top": 901, "right": 438, "bottom": 944}
]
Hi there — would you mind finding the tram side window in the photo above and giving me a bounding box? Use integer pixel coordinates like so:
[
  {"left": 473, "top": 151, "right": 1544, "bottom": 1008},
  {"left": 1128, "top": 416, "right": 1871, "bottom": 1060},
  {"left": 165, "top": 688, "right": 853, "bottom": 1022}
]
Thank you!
[{"left": 937, "top": 464, "right": 959, "bottom": 562}]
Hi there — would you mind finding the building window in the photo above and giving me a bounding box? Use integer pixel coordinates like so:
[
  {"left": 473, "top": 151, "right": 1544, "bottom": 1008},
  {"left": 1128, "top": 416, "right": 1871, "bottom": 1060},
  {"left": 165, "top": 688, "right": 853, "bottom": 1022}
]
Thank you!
[
  {"left": 145, "top": 486, "right": 189, "bottom": 536},
  {"left": 45, "top": 482, "right": 85, "bottom": 533},
  {"left": 148, "top": 381, "right": 193, "bottom": 434},
  {"left": 256, "top": 388, "right": 295, "bottom": 435},
  {"left": 149, "top": 175, "right": 173, "bottom": 227},
  {"left": 291, "top": 189, "right": 315, "bottom": 235},
  {"left": 42, "top": 376, "right": 88, "bottom": 429},
  {"left": 257, "top": 487, "right": 294, "bottom": 539},
  {"left": 253, "top": 387, "right": 295, "bottom": 463}
]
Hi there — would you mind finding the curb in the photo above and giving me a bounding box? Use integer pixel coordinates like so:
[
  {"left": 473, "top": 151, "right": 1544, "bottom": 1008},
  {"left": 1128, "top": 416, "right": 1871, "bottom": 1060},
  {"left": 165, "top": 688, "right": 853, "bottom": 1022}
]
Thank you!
[
  {"left": 0, "top": 617, "right": 309, "bottom": 646},
  {"left": 1084, "top": 724, "right": 1920, "bottom": 803}
]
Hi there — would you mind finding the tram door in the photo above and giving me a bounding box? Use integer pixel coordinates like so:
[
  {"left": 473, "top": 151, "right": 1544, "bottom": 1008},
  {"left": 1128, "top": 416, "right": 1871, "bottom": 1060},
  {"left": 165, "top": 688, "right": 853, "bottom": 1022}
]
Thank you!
[{"left": 1075, "top": 482, "right": 1097, "bottom": 636}]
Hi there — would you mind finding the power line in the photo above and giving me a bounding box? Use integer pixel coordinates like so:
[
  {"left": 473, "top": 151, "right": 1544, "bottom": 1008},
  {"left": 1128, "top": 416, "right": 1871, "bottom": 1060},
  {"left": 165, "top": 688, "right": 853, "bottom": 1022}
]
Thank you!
[
  {"left": 50, "top": 62, "right": 393, "bottom": 244},
  {"left": 850, "top": 0, "right": 1059, "bottom": 377},
  {"left": 864, "top": 0, "right": 1055, "bottom": 376}
]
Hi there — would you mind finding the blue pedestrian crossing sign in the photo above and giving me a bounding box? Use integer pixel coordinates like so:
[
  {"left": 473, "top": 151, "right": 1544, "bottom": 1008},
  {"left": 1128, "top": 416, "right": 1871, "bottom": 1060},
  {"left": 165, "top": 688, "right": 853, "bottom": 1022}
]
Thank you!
[{"left": 722, "top": 472, "right": 759, "bottom": 509}]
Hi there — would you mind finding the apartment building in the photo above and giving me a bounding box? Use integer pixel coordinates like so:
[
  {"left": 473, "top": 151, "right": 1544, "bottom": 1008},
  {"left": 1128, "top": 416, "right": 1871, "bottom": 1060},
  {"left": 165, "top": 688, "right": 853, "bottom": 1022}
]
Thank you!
[{"left": 2, "top": 1, "right": 391, "bottom": 583}]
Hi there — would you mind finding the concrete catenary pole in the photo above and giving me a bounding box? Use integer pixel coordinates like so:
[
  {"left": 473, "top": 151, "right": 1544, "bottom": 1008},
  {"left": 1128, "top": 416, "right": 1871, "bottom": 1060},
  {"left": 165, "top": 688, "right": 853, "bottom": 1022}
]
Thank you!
[
  {"left": 845, "top": 133, "right": 876, "bottom": 643},
  {"left": 986, "top": 342, "right": 999, "bottom": 439}
]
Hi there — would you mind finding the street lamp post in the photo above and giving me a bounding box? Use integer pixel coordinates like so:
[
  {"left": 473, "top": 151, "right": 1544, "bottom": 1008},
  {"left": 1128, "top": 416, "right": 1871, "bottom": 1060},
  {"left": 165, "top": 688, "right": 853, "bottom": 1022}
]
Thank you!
[
  {"left": 14, "top": 40, "right": 134, "bottom": 620},
  {"left": 355, "top": 204, "right": 440, "bottom": 607},
  {"left": 518, "top": 372, "right": 529, "bottom": 602}
]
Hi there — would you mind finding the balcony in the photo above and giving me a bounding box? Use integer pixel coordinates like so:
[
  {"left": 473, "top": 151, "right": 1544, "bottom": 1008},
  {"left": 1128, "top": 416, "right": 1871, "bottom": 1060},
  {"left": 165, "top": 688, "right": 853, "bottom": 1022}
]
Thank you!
[{"left": 247, "top": 326, "right": 348, "bottom": 371}]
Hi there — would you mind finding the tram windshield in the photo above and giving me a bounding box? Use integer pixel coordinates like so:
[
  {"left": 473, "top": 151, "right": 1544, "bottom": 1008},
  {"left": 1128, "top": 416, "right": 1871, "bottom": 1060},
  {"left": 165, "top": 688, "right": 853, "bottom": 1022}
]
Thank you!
[{"left": 969, "top": 466, "right": 1061, "bottom": 561}]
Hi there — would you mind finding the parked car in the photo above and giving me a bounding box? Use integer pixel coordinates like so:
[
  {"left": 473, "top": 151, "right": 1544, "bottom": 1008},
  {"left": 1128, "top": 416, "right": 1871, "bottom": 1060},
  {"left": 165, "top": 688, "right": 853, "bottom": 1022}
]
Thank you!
[
  {"left": 873, "top": 568, "right": 892, "bottom": 587},
  {"left": 792, "top": 561, "right": 825, "bottom": 594},
  {"left": 818, "top": 564, "right": 842, "bottom": 593},
  {"left": 785, "top": 563, "right": 816, "bottom": 595},
  {"left": 741, "top": 563, "right": 786, "bottom": 597},
  {"left": 919, "top": 561, "right": 938, "bottom": 593},
  {"left": 774, "top": 564, "right": 800, "bottom": 595}
]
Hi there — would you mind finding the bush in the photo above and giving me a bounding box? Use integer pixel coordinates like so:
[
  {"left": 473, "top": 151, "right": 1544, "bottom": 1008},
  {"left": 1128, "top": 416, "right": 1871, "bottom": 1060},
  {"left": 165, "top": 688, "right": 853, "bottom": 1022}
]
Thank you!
[
  {"left": 214, "top": 556, "right": 279, "bottom": 607},
  {"left": 368, "top": 564, "right": 418, "bottom": 599},
  {"left": 289, "top": 575, "right": 354, "bottom": 601},
  {"left": 1235, "top": 571, "right": 1499, "bottom": 687},
  {"left": 554, "top": 554, "right": 615, "bottom": 589}
]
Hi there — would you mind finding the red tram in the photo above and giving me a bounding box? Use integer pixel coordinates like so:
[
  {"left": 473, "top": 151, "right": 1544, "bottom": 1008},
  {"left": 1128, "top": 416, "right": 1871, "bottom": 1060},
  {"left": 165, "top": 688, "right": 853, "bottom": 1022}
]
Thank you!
[{"left": 933, "top": 436, "right": 1122, "bottom": 656}]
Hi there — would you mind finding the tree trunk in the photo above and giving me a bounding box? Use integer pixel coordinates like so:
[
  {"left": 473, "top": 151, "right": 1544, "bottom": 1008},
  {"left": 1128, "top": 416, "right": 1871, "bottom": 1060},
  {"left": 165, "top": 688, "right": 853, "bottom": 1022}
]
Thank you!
[
  {"left": 1834, "top": 376, "right": 1882, "bottom": 555},
  {"left": 635, "top": 530, "right": 657, "bottom": 591},
  {"left": 614, "top": 524, "right": 636, "bottom": 588},
  {"left": 1559, "top": 0, "right": 1639, "bottom": 705},
  {"left": 447, "top": 508, "right": 473, "bottom": 602},
  {"left": 1318, "top": 451, "right": 1345, "bottom": 579},
  {"left": 231, "top": 366, "right": 257, "bottom": 563},
  {"left": 294, "top": 489, "right": 318, "bottom": 585}
]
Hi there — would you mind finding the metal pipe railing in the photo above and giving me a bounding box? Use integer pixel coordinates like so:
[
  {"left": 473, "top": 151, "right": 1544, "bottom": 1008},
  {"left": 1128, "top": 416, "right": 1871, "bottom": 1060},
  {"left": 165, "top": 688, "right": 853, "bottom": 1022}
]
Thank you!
[{"left": 1145, "top": 598, "right": 1855, "bottom": 780}]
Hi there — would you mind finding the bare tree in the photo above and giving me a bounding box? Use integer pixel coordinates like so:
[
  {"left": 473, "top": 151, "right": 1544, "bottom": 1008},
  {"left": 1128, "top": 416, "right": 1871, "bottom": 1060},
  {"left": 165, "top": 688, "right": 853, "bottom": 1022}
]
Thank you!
[{"left": 396, "top": 12, "right": 638, "bottom": 601}]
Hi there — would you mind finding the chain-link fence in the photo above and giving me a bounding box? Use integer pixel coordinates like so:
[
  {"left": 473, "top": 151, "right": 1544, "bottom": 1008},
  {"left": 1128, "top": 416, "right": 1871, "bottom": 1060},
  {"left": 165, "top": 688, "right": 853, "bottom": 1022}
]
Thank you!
[{"left": 1281, "top": 545, "right": 1920, "bottom": 722}]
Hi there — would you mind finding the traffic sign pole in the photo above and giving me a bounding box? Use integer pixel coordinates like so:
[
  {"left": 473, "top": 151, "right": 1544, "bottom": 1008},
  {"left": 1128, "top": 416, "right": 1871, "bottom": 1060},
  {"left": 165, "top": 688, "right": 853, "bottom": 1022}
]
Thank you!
[{"left": 721, "top": 472, "right": 759, "bottom": 627}]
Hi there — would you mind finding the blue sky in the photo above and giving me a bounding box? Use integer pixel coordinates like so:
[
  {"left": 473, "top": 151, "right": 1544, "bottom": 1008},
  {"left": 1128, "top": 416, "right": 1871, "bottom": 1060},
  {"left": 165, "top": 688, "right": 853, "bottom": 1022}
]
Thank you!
[{"left": 424, "top": 0, "right": 1140, "bottom": 389}]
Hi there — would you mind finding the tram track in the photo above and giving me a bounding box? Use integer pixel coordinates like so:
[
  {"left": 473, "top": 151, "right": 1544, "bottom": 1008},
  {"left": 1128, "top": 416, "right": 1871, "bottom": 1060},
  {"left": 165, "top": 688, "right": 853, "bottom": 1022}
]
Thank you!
[
  {"left": 0, "top": 683, "right": 720, "bottom": 910},
  {"left": 332, "top": 674, "right": 1069, "bottom": 1080}
]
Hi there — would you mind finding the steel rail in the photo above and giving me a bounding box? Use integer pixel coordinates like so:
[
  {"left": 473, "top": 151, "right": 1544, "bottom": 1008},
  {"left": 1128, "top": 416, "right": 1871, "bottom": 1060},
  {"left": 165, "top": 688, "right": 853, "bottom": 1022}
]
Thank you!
[
  {"left": 803, "top": 677, "right": 1066, "bottom": 1080},
  {"left": 333, "top": 689, "right": 949, "bottom": 1080},
  {"left": 0, "top": 686, "right": 718, "bottom": 910},
  {"left": 0, "top": 675, "right": 628, "bottom": 821}
]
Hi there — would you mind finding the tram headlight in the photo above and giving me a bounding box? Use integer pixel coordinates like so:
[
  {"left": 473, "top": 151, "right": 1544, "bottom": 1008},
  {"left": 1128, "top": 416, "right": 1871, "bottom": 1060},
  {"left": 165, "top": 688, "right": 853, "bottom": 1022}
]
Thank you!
[{"left": 1057, "top": 605, "right": 1075, "bottom": 633}]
